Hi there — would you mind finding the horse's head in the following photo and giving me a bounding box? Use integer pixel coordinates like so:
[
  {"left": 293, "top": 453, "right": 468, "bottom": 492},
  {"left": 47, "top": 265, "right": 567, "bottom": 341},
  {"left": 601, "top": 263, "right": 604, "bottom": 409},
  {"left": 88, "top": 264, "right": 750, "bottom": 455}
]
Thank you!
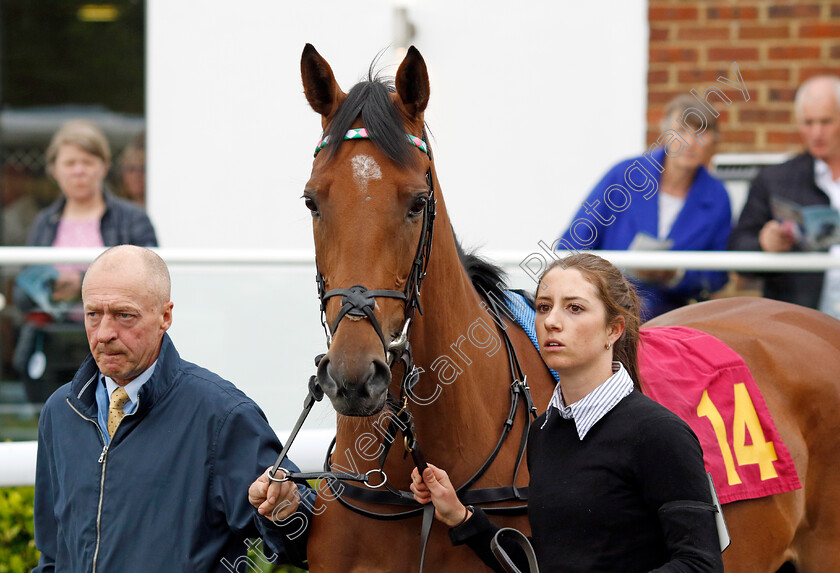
[{"left": 301, "top": 44, "right": 434, "bottom": 416}]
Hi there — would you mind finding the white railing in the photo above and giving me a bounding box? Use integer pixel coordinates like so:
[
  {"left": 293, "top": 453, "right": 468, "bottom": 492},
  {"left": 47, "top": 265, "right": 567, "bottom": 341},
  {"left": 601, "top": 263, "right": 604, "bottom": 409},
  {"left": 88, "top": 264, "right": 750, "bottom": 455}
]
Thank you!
[
  {"left": 494, "top": 249, "right": 840, "bottom": 272},
  {"left": 1, "top": 442, "right": 39, "bottom": 487},
  {"left": 0, "top": 247, "right": 839, "bottom": 271},
  {"left": 3, "top": 246, "right": 839, "bottom": 487}
]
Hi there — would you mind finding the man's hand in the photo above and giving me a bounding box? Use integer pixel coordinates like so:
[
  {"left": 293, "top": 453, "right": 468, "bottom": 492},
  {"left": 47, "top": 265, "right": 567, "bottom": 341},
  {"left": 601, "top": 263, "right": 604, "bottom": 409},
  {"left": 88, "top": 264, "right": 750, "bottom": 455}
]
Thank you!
[
  {"left": 249, "top": 467, "right": 300, "bottom": 522},
  {"left": 759, "top": 220, "right": 795, "bottom": 253}
]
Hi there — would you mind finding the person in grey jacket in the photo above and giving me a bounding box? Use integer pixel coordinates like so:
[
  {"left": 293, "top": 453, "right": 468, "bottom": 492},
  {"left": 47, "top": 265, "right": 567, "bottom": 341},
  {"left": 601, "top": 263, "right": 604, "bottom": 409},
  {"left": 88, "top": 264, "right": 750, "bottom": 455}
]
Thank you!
[
  {"left": 33, "top": 246, "right": 313, "bottom": 572},
  {"left": 25, "top": 120, "right": 156, "bottom": 301},
  {"left": 729, "top": 75, "right": 840, "bottom": 308},
  {"left": 26, "top": 188, "right": 156, "bottom": 249}
]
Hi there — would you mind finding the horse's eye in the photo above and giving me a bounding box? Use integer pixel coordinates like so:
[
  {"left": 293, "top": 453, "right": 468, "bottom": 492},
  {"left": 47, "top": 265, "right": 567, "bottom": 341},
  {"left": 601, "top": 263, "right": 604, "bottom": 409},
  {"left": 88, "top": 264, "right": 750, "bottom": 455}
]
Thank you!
[
  {"left": 408, "top": 196, "right": 427, "bottom": 217},
  {"left": 304, "top": 196, "right": 319, "bottom": 215}
]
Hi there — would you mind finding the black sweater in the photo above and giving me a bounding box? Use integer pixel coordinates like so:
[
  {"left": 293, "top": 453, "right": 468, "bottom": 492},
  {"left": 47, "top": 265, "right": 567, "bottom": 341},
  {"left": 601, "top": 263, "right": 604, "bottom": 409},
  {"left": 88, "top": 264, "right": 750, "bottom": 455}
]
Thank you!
[{"left": 450, "top": 391, "right": 723, "bottom": 572}]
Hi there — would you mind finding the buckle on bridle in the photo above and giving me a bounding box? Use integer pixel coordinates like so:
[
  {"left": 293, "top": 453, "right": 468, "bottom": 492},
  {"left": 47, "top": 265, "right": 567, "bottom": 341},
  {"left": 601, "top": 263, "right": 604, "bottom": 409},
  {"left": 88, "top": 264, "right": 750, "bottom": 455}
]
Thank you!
[
  {"left": 395, "top": 395, "right": 409, "bottom": 417},
  {"left": 511, "top": 375, "right": 529, "bottom": 391}
]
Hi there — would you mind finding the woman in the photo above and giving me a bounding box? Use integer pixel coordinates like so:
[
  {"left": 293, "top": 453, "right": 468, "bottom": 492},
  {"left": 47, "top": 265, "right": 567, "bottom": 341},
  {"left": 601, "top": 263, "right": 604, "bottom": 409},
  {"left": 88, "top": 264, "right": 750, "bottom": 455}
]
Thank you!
[
  {"left": 13, "top": 120, "right": 157, "bottom": 402},
  {"left": 410, "top": 253, "right": 723, "bottom": 572},
  {"left": 558, "top": 95, "right": 732, "bottom": 319},
  {"left": 24, "top": 120, "right": 156, "bottom": 299}
]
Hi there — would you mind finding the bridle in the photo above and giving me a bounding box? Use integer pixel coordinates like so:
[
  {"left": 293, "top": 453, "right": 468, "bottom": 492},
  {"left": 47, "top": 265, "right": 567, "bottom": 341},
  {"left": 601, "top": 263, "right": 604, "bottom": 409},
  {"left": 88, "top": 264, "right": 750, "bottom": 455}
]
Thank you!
[
  {"left": 268, "top": 127, "right": 537, "bottom": 572},
  {"left": 314, "top": 127, "right": 436, "bottom": 364}
]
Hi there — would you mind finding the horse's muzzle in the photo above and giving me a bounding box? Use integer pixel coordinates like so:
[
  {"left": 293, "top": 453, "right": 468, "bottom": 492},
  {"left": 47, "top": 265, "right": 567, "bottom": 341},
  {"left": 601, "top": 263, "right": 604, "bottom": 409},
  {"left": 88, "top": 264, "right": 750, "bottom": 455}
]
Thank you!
[{"left": 316, "top": 353, "right": 392, "bottom": 416}]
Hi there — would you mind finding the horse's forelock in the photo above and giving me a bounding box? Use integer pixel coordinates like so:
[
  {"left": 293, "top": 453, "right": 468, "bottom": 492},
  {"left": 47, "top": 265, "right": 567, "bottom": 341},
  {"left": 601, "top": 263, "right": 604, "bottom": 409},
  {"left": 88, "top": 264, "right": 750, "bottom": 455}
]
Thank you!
[{"left": 322, "top": 78, "right": 419, "bottom": 168}]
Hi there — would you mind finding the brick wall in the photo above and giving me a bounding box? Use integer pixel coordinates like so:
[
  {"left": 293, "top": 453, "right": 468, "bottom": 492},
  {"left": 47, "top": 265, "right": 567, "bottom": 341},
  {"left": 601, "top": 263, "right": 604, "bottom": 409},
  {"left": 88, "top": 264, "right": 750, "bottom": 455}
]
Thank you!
[{"left": 647, "top": 1, "right": 840, "bottom": 154}]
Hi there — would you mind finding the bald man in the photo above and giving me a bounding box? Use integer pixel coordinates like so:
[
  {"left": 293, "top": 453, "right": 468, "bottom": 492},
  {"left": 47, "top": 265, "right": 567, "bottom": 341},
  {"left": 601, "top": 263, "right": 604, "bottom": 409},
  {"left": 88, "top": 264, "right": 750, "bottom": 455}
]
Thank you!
[
  {"left": 730, "top": 75, "right": 840, "bottom": 308},
  {"left": 33, "top": 245, "right": 312, "bottom": 572}
]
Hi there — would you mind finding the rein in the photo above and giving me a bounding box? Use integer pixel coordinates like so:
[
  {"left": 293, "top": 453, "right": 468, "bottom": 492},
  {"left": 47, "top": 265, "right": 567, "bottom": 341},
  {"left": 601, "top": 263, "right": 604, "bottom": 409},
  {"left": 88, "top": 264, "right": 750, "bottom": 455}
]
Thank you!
[{"left": 269, "top": 128, "right": 537, "bottom": 571}]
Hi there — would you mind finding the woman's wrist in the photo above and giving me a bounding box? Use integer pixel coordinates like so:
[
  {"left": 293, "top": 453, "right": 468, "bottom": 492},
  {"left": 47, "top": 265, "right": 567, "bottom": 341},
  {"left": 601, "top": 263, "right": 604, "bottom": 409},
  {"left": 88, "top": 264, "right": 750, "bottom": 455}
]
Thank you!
[{"left": 449, "top": 505, "right": 473, "bottom": 528}]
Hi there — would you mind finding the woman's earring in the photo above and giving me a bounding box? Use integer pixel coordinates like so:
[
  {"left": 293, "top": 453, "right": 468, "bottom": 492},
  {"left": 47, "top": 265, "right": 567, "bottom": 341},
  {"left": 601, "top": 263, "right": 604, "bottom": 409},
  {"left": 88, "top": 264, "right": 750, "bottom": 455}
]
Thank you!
[{"left": 605, "top": 342, "right": 611, "bottom": 350}]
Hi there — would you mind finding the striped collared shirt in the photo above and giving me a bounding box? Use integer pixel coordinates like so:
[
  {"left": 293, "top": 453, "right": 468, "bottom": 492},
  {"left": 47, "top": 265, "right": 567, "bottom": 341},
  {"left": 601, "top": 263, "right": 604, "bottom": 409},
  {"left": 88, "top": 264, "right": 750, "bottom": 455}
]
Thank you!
[{"left": 541, "top": 362, "right": 634, "bottom": 439}]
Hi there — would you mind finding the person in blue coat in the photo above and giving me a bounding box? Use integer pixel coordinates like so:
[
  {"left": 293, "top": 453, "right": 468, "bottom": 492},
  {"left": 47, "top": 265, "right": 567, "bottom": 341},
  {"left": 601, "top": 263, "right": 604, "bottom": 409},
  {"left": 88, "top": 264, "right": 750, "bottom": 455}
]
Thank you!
[
  {"left": 33, "top": 245, "right": 313, "bottom": 572},
  {"left": 557, "top": 95, "right": 732, "bottom": 319}
]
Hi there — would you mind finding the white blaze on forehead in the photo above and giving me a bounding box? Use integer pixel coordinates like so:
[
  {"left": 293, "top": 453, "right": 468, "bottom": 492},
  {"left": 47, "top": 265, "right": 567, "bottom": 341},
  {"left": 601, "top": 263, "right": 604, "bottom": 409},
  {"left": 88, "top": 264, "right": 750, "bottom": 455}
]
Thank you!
[{"left": 351, "top": 154, "right": 382, "bottom": 193}]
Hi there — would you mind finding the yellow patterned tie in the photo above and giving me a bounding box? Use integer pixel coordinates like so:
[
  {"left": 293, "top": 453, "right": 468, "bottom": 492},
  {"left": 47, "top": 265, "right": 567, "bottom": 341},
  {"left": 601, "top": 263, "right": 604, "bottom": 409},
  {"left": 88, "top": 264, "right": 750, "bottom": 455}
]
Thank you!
[{"left": 107, "top": 387, "right": 130, "bottom": 438}]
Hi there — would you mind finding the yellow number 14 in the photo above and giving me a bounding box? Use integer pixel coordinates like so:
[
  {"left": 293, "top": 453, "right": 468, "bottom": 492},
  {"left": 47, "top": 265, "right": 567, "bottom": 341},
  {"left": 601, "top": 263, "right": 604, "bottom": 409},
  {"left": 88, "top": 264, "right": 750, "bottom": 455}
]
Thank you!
[{"left": 696, "top": 383, "right": 779, "bottom": 486}]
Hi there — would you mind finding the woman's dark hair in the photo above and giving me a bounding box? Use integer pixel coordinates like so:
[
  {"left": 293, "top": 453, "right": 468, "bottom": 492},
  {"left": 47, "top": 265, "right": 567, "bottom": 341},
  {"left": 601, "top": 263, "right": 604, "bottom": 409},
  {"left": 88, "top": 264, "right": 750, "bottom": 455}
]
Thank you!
[{"left": 536, "top": 252, "right": 644, "bottom": 391}]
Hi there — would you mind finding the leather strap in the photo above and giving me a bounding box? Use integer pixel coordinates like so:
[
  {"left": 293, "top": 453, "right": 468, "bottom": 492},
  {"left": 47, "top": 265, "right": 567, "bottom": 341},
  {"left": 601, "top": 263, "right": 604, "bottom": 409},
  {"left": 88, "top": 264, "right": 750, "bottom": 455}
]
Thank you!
[
  {"left": 491, "top": 528, "right": 540, "bottom": 573},
  {"left": 331, "top": 479, "right": 530, "bottom": 508},
  {"left": 418, "top": 504, "right": 435, "bottom": 572}
]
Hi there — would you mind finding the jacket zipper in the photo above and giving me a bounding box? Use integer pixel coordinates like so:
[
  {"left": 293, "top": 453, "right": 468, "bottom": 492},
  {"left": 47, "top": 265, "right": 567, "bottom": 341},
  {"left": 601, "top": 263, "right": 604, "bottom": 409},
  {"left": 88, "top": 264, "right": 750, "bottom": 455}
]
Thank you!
[
  {"left": 67, "top": 398, "right": 109, "bottom": 573},
  {"left": 67, "top": 393, "right": 139, "bottom": 572}
]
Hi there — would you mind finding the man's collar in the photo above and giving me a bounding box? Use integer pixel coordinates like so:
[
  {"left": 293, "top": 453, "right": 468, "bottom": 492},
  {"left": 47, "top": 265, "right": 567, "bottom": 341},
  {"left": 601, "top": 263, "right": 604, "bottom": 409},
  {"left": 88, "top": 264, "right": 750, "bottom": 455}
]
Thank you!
[
  {"left": 815, "top": 157, "right": 840, "bottom": 183},
  {"left": 102, "top": 360, "right": 158, "bottom": 404}
]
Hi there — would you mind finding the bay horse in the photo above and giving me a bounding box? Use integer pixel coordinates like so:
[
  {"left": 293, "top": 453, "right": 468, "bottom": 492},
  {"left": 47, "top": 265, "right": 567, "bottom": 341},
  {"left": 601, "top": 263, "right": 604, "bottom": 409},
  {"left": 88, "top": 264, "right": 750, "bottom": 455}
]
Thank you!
[
  {"left": 297, "top": 44, "right": 840, "bottom": 572},
  {"left": 646, "top": 298, "right": 840, "bottom": 572}
]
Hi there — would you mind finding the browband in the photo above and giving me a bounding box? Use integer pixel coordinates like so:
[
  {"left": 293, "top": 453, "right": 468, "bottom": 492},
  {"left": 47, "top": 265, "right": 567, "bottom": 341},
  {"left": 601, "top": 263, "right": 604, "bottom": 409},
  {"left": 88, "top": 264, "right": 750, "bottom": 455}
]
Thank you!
[{"left": 314, "top": 128, "right": 430, "bottom": 158}]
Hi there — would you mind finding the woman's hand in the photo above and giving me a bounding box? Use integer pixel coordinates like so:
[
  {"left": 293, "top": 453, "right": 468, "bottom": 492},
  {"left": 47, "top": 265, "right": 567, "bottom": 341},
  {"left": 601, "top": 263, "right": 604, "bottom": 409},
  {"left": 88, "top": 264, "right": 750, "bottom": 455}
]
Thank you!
[
  {"left": 51, "top": 271, "right": 82, "bottom": 302},
  {"left": 410, "top": 463, "right": 472, "bottom": 527}
]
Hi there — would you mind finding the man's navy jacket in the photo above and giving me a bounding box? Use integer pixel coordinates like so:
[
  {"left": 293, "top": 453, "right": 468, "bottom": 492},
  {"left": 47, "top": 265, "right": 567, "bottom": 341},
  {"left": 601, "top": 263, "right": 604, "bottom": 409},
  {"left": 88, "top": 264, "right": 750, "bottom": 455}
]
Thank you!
[{"left": 33, "top": 333, "right": 312, "bottom": 572}]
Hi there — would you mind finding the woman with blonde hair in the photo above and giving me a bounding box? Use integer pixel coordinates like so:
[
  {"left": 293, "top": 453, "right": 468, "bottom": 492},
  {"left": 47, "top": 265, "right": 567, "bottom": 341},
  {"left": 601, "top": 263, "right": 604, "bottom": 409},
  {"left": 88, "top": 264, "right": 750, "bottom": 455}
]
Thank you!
[{"left": 26, "top": 120, "right": 156, "bottom": 299}]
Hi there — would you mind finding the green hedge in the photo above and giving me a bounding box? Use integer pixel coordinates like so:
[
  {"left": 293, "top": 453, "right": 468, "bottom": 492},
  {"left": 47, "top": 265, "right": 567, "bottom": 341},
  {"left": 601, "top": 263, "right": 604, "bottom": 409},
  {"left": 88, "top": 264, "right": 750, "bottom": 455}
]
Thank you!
[
  {"left": 246, "top": 540, "right": 307, "bottom": 572},
  {"left": 0, "top": 487, "right": 39, "bottom": 573},
  {"left": 0, "top": 486, "right": 305, "bottom": 572}
]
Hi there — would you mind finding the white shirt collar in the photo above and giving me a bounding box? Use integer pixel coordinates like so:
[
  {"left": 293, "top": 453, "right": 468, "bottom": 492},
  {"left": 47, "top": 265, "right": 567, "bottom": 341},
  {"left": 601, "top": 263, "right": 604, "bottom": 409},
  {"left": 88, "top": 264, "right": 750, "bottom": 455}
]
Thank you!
[
  {"left": 541, "top": 362, "right": 634, "bottom": 439},
  {"left": 103, "top": 360, "right": 157, "bottom": 405},
  {"left": 814, "top": 158, "right": 840, "bottom": 207}
]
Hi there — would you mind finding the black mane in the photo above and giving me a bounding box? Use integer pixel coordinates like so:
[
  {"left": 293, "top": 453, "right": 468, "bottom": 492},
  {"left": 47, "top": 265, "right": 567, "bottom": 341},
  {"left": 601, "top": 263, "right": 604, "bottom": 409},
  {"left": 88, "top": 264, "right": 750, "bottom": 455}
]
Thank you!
[
  {"left": 321, "top": 67, "right": 419, "bottom": 168},
  {"left": 455, "top": 238, "right": 510, "bottom": 307}
]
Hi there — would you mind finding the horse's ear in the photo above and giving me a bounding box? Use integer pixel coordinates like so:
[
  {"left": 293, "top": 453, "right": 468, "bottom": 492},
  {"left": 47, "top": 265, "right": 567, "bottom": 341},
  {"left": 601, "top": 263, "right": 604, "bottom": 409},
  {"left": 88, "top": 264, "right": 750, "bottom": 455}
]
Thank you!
[
  {"left": 301, "top": 43, "right": 345, "bottom": 119},
  {"left": 395, "top": 46, "right": 430, "bottom": 119}
]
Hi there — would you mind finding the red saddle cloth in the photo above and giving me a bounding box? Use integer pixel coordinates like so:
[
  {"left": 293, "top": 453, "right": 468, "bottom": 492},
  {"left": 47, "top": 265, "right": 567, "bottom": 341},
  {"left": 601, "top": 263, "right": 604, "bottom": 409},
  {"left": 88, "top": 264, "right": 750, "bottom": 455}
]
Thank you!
[{"left": 638, "top": 326, "right": 801, "bottom": 504}]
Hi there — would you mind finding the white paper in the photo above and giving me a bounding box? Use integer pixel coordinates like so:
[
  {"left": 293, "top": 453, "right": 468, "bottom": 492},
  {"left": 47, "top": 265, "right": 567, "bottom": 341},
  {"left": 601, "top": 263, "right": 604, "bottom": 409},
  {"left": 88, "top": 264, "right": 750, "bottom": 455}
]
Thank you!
[{"left": 628, "top": 232, "right": 674, "bottom": 251}]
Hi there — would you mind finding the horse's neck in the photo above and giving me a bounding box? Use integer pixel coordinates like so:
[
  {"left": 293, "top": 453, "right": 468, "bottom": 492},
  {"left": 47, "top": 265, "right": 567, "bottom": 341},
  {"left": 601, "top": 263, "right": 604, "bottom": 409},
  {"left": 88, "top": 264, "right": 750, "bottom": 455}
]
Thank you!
[{"left": 405, "top": 215, "right": 520, "bottom": 460}]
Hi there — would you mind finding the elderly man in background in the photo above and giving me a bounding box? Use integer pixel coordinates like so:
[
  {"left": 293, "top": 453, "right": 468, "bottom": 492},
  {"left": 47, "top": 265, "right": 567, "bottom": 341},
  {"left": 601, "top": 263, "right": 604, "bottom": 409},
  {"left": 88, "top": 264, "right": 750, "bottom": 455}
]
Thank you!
[
  {"left": 33, "top": 245, "right": 312, "bottom": 572},
  {"left": 729, "top": 75, "right": 840, "bottom": 309}
]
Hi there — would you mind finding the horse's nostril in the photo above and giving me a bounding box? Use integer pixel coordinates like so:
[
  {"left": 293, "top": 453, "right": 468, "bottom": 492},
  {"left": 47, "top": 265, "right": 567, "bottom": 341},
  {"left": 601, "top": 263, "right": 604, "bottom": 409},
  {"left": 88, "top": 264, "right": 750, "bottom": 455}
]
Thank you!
[
  {"left": 367, "top": 359, "right": 391, "bottom": 396},
  {"left": 316, "top": 356, "right": 337, "bottom": 393}
]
